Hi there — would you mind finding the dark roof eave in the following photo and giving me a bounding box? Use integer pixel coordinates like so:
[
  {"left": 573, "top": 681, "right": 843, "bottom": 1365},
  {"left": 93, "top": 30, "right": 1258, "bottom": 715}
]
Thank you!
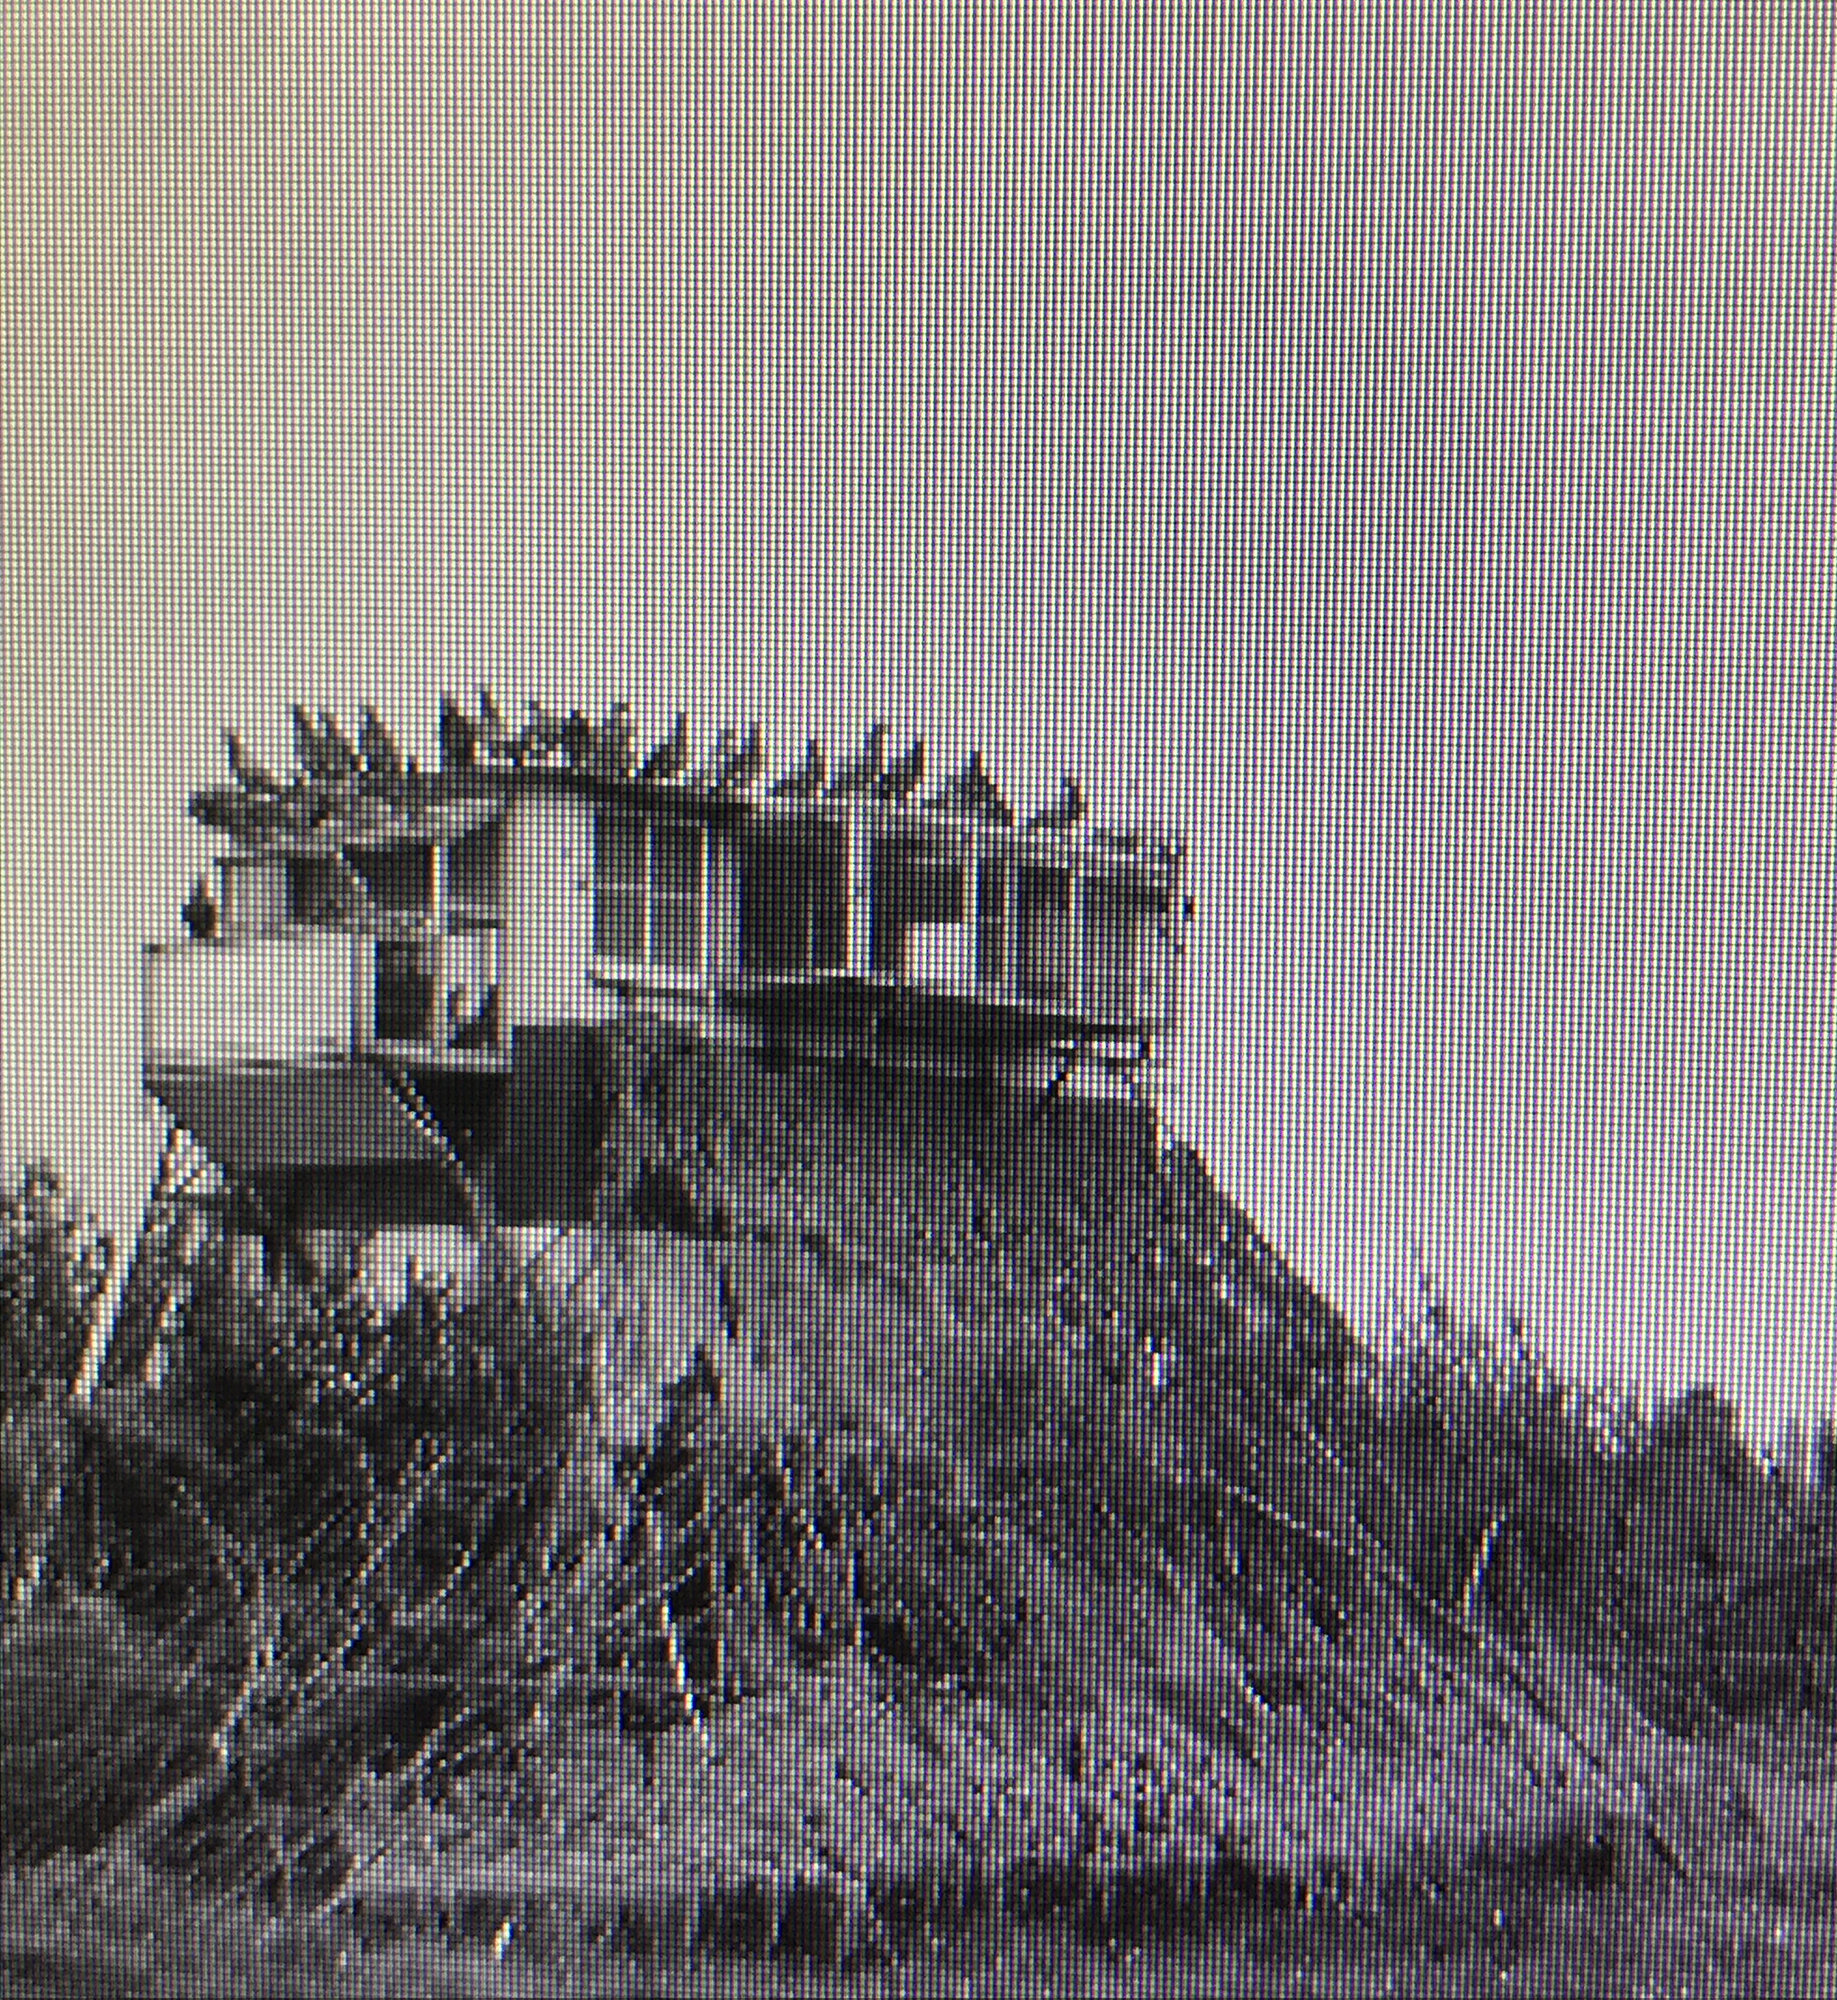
[
  {"left": 186, "top": 766, "right": 1184, "bottom": 873},
  {"left": 729, "top": 974, "right": 1164, "bottom": 1046},
  {"left": 191, "top": 767, "right": 756, "bottom": 813},
  {"left": 186, "top": 765, "right": 758, "bottom": 850},
  {"left": 473, "top": 767, "right": 757, "bottom": 818}
]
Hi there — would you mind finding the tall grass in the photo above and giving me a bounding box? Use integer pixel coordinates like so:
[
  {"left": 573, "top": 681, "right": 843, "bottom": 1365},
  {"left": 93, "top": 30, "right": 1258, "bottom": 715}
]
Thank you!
[
  {"left": 5, "top": 1136, "right": 1837, "bottom": 1924},
  {"left": 1312, "top": 1279, "right": 1837, "bottom": 1731}
]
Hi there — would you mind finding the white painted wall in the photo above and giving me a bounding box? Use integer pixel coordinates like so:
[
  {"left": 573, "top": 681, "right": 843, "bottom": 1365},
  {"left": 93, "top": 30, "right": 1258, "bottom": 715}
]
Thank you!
[
  {"left": 217, "top": 857, "right": 287, "bottom": 936},
  {"left": 500, "top": 790, "right": 596, "bottom": 1027},
  {"left": 147, "top": 933, "right": 357, "bottom": 1067}
]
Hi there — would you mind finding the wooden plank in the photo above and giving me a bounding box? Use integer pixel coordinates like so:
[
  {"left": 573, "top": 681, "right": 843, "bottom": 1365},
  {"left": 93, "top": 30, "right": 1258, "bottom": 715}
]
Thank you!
[
  {"left": 146, "top": 1063, "right": 450, "bottom": 1171},
  {"left": 146, "top": 934, "right": 357, "bottom": 1069}
]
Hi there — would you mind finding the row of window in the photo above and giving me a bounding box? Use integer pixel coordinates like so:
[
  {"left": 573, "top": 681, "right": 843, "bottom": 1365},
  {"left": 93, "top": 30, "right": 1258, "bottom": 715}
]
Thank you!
[
  {"left": 261, "top": 825, "right": 500, "bottom": 931},
  {"left": 596, "top": 814, "right": 706, "bottom": 972},
  {"left": 237, "top": 810, "right": 1168, "bottom": 1023},
  {"left": 600, "top": 815, "right": 1168, "bottom": 1020}
]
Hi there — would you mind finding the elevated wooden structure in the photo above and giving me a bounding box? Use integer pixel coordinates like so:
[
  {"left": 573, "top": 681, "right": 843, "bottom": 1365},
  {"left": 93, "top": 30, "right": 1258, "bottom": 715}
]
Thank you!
[{"left": 143, "top": 708, "right": 1191, "bottom": 1236}]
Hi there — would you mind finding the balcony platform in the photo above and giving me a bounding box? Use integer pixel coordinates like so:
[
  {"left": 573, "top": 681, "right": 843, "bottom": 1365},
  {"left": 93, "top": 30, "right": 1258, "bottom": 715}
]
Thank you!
[
  {"left": 145, "top": 1058, "right": 455, "bottom": 1175},
  {"left": 728, "top": 971, "right": 1154, "bottom": 1055},
  {"left": 145, "top": 930, "right": 509, "bottom": 1075}
]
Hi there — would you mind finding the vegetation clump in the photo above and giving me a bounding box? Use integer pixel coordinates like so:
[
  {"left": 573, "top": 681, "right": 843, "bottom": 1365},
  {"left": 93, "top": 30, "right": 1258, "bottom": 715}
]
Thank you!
[{"left": 2, "top": 1131, "right": 1836, "bottom": 1983}]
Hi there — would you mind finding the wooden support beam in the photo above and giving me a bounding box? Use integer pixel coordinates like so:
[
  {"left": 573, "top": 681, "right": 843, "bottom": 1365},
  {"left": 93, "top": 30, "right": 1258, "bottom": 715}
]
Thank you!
[{"left": 843, "top": 803, "right": 875, "bottom": 978}]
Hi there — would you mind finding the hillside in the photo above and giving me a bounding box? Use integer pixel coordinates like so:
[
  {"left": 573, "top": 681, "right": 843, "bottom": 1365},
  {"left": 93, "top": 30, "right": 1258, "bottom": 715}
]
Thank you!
[{"left": 4, "top": 1042, "right": 1837, "bottom": 1989}]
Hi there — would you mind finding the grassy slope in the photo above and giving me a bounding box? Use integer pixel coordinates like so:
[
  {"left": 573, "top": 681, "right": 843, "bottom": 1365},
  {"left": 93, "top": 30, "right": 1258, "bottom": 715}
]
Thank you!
[{"left": 5, "top": 1049, "right": 1837, "bottom": 1987}]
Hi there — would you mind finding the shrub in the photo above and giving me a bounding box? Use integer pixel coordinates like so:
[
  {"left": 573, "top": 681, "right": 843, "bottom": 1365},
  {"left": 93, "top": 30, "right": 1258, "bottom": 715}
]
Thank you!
[
  {"left": 0, "top": 1164, "right": 114, "bottom": 1611},
  {"left": 0, "top": 1163, "right": 110, "bottom": 1407}
]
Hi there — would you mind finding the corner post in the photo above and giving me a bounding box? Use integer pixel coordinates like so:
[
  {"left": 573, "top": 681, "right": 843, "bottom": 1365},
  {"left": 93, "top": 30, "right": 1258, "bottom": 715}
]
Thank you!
[{"left": 844, "top": 802, "right": 875, "bottom": 978}]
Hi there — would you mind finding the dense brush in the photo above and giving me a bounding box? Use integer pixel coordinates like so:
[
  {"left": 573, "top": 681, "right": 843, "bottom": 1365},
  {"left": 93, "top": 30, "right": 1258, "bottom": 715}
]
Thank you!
[{"left": 4, "top": 1110, "right": 1837, "bottom": 1943}]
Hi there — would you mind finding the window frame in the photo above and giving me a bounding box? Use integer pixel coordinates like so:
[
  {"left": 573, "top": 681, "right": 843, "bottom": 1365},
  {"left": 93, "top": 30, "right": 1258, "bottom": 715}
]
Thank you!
[
  {"left": 1012, "top": 860, "right": 1076, "bottom": 1006},
  {"left": 1082, "top": 872, "right": 1157, "bottom": 1024},
  {"left": 738, "top": 813, "right": 849, "bottom": 980},
  {"left": 345, "top": 840, "right": 436, "bottom": 922},
  {"left": 446, "top": 822, "right": 504, "bottom": 930},
  {"left": 868, "top": 826, "right": 971, "bottom": 978},
  {"left": 593, "top": 809, "right": 709, "bottom": 980},
  {"left": 284, "top": 854, "right": 345, "bottom": 928}
]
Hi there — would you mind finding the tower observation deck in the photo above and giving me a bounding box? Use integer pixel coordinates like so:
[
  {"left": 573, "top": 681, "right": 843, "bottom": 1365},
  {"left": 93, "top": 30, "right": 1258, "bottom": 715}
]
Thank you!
[{"left": 144, "top": 702, "right": 1191, "bottom": 1235}]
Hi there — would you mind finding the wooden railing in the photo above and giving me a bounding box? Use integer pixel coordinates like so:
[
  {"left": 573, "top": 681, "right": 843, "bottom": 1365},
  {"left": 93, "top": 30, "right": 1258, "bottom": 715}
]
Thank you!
[
  {"left": 145, "top": 925, "right": 506, "bottom": 1073},
  {"left": 362, "top": 924, "right": 504, "bottom": 1062}
]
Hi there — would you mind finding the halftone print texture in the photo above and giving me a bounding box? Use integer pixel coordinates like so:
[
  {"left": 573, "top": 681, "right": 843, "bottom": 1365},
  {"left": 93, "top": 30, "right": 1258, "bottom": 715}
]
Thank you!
[{"left": 3, "top": 5, "right": 1837, "bottom": 1992}]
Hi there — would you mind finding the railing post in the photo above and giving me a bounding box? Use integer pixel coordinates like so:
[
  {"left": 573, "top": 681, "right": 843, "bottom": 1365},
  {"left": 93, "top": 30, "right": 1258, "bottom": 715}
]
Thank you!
[
  {"left": 698, "top": 819, "right": 713, "bottom": 983},
  {"left": 141, "top": 943, "right": 157, "bottom": 1079},
  {"left": 844, "top": 803, "right": 874, "bottom": 978},
  {"left": 430, "top": 929, "right": 448, "bottom": 1051},
  {"left": 962, "top": 839, "right": 980, "bottom": 997},
  {"left": 352, "top": 932, "right": 371, "bottom": 1056},
  {"left": 1068, "top": 865, "right": 1088, "bottom": 1018}
]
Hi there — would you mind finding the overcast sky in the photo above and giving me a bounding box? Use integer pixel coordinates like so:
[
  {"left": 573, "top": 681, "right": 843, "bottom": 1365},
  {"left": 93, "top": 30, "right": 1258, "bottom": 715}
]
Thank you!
[{"left": 4, "top": 4, "right": 1834, "bottom": 1431}]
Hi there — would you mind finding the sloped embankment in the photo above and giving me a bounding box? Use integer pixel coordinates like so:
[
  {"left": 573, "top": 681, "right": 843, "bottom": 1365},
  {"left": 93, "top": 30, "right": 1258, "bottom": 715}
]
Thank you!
[
  {"left": 6, "top": 1035, "right": 1719, "bottom": 1962},
  {"left": 280, "top": 1033, "right": 1690, "bottom": 1938}
]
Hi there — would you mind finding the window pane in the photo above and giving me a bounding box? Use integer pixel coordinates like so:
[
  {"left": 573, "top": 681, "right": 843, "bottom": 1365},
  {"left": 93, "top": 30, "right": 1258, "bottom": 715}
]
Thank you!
[
  {"left": 741, "top": 833, "right": 803, "bottom": 975},
  {"left": 652, "top": 820, "right": 703, "bottom": 896},
  {"left": 222, "top": 858, "right": 286, "bottom": 931},
  {"left": 375, "top": 939, "right": 436, "bottom": 1040},
  {"left": 596, "top": 813, "right": 647, "bottom": 885},
  {"left": 976, "top": 860, "right": 1007, "bottom": 989},
  {"left": 595, "top": 814, "right": 648, "bottom": 959},
  {"left": 741, "top": 822, "right": 845, "bottom": 976},
  {"left": 650, "top": 823, "right": 703, "bottom": 972},
  {"left": 449, "top": 824, "right": 502, "bottom": 915},
  {"left": 350, "top": 843, "right": 432, "bottom": 914},
  {"left": 654, "top": 894, "right": 699, "bottom": 972},
  {"left": 808, "top": 822, "right": 847, "bottom": 970},
  {"left": 1015, "top": 866, "right": 1071, "bottom": 1003},
  {"left": 1135, "top": 896, "right": 1175, "bottom": 1021},
  {"left": 1084, "top": 878, "right": 1139, "bottom": 1020},
  {"left": 597, "top": 888, "right": 646, "bottom": 960},
  {"left": 870, "top": 834, "right": 966, "bottom": 975},
  {"left": 287, "top": 857, "right": 341, "bottom": 924}
]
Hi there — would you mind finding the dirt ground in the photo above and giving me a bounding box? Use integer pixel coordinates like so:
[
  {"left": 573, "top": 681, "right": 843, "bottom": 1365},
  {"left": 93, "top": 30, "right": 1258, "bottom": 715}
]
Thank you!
[{"left": 4, "top": 1820, "right": 1837, "bottom": 1999}]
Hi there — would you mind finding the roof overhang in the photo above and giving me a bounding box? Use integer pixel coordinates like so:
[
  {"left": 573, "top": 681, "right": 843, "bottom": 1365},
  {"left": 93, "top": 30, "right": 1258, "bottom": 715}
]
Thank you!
[
  {"left": 189, "top": 767, "right": 752, "bottom": 855},
  {"left": 189, "top": 765, "right": 1183, "bottom": 880}
]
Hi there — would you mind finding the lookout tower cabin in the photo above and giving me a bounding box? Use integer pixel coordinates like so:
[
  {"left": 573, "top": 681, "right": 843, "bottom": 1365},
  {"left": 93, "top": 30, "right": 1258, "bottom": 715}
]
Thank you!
[{"left": 142, "top": 702, "right": 1190, "bottom": 1231}]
